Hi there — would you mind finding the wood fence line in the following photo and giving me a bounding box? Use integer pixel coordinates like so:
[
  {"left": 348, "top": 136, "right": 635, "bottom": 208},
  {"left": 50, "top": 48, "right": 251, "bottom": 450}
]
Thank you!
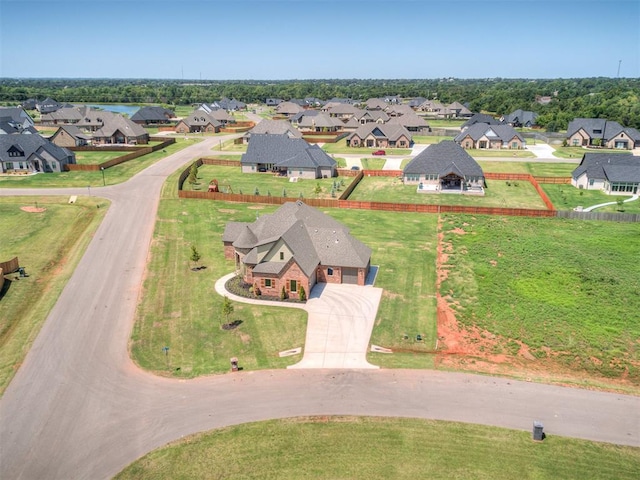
[
  {"left": 65, "top": 137, "right": 175, "bottom": 171},
  {"left": 0, "top": 257, "right": 19, "bottom": 274},
  {"left": 556, "top": 210, "right": 640, "bottom": 222},
  {"left": 534, "top": 177, "right": 571, "bottom": 184}
]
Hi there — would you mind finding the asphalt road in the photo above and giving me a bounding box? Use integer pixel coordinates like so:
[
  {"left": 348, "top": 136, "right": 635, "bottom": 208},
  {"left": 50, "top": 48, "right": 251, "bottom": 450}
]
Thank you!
[{"left": 0, "top": 136, "right": 638, "bottom": 480}]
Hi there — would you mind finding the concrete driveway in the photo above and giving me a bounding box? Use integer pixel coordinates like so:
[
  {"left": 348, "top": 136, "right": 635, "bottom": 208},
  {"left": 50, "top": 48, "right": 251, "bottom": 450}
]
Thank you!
[{"left": 290, "top": 282, "right": 383, "bottom": 369}]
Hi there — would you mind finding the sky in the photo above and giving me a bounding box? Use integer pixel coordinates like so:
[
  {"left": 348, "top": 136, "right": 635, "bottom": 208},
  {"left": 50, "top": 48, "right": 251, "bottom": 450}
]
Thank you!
[{"left": 1, "top": 0, "right": 638, "bottom": 79}]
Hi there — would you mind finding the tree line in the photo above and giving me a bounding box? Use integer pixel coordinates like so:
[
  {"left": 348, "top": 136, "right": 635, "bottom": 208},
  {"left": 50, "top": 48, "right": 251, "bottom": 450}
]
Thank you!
[{"left": 0, "top": 77, "right": 638, "bottom": 131}]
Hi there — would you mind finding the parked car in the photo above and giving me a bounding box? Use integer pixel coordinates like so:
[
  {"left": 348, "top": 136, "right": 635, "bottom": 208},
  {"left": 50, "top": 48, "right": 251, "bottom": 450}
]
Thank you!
[
  {"left": 350, "top": 165, "right": 360, "bottom": 170},
  {"left": 372, "top": 150, "right": 386, "bottom": 156}
]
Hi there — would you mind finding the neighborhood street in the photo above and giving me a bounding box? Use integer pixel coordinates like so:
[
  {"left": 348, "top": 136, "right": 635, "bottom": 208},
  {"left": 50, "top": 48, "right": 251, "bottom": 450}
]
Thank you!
[{"left": 0, "top": 136, "right": 638, "bottom": 480}]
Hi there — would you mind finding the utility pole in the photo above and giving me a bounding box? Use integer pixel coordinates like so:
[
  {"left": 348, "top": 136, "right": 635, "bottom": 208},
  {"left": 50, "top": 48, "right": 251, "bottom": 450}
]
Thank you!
[{"left": 617, "top": 60, "right": 622, "bottom": 78}]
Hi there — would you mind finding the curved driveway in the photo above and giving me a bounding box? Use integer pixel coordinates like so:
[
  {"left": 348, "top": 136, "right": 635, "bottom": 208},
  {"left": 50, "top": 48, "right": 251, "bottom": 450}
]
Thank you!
[{"left": 0, "top": 136, "right": 638, "bottom": 480}]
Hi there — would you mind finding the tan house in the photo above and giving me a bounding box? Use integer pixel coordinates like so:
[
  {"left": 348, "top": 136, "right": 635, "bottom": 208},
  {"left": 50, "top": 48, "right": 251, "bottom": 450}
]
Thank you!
[
  {"left": 175, "top": 111, "right": 222, "bottom": 134},
  {"left": 223, "top": 201, "right": 372, "bottom": 299},
  {"left": 455, "top": 123, "right": 525, "bottom": 149},
  {"left": 49, "top": 125, "right": 91, "bottom": 147},
  {"left": 566, "top": 118, "right": 640, "bottom": 149},
  {"left": 92, "top": 116, "right": 149, "bottom": 145},
  {"left": 346, "top": 124, "right": 412, "bottom": 148}
]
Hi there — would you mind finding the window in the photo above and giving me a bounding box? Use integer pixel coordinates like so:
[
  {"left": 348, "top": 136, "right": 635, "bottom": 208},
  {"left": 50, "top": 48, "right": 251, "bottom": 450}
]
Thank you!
[
  {"left": 327, "top": 268, "right": 333, "bottom": 276},
  {"left": 511, "top": 142, "right": 518, "bottom": 149},
  {"left": 280, "top": 252, "right": 284, "bottom": 260},
  {"left": 264, "top": 279, "right": 272, "bottom": 288},
  {"left": 289, "top": 280, "right": 297, "bottom": 292}
]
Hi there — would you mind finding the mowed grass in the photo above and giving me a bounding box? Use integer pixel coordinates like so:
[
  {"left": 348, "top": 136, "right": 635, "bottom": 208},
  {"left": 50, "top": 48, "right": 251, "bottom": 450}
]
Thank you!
[
  {"left": 115, "top": 417, "right": 640, "bottom": 480},
  {"left": 467, "top": 149, "right": 535, "bottom": 158},
  {"left": 0, "top": 138, "right": 194, "bottom": 188},
  {"left": 478, "top": 161, "right": 576, "bottom": 177},
  {"left": 542, "top": 184, "right": 640, "bottom": 212},
  {"left": 440, "top": 215, "right": 640, "bottom": 383},
  {"left": 552, "top": 146, "right": 632, "bottom": 159},
  {"left": 321, "top": 138, "right": 411, "bottom": 156},
  {"left": 412, "top": 135, "right": 454, "bottom": 144},
  {"left": 182, "top": 165, "right": 353, "bottom": 199},
  {"left": 74, "top": 150, "right": 129, "bottom": 165},
  {"left": 361, "top": 157, "right": 386, "bottom": 170},
  {"left": 350, "top": 176, "right": 548, "bottom": 209},
  {"left": 0, "top": 196, "right": 107, "bottom": 395}
]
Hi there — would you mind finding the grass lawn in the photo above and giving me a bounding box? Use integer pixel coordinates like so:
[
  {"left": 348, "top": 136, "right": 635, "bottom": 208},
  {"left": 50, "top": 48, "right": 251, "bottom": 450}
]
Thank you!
[
  {"left": 424, "top": 119, "right": 465, "bottom": 128},
  {"left": 173, "top": 105, "right": 193, "bottom": 117},
  {"left": 215, "top": 139, "right": 247, "bottom": 152},
  {"left": 182, "top": 165, "right": 352, "bottom": 199},
  {"left": 361, "top": 158, "right": 386, "bottom": 170},
  {"left": 0, "top": 196, "right": 108, "bottom": 395},
  {"left": 74, "top": 151, "right": 130, "bottom": 165},
  {"left": 349, "top": 176, "right": 548, "bottom": 209},
  {"left": 322, "top": 138, "right": 411, "bottom": 156},
  {"left": 478, "top": 161, "right": 575, "bottom": 176},
  {"left": 440, "top": 215, "right": 640, "bottom": 383},
  {"left": 552, "top": 146, "right": 632, "bottom": 159},
  {"left": 0, "top": 138, "right": 194, "bottom": 188},
  {"left": 115, "top": 417, "right": 640, "bottom": 480},
  {"left": 412, "top": 135, "right": 454, "bottom": 144},
  {"left": 467, "top": 149, "right": 535, "bottom": 158},
  {"left": 542, "top": 184, "right": 640, "bottom": 212}
]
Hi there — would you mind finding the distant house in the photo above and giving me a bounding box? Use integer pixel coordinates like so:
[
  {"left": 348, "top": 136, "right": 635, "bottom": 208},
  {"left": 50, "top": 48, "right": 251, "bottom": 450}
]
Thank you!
[
  {"left": 501, "top": 109, "right": 538, "bottom": 128},
  {"left": 417, "top": 99, "right": 445, "bottom": 115},
  {"left": 0, "top": 134, "right": 76, "bottom": 173},
  {"left": 461, "top": 113, "right": 502, "bottom": 129},
  {"left": 346, "top": 124, "right": 413, "bottom": 149},
  {"left": 240, "top": 134, "right": 336, "bottom": 179},
  {"left": 19, "top": 99, "right": 38, "bottom": 110},
  {"left": 445, "top": 102, "right": 473, "bottom": 118},
  {"left": 0, "top": 107, "right": 36, "bottom": 134},
  {"left": 364, "top": 98, "right": 387, "bottom": 110},
  {"left": 210, "top": 97, "right": 246, "bottom": 111},
  {"left": 385, "top": 104, "right": 414, "bottom": 117},
  {"left": 242, "top": 119, "right": 302, "bottom": 143},
  {"left": 566, "top": 118, "right": 640, "bottom": 150},
  {"left": 130, "top": 106, "right": 175, "bottom": 125},
  {"left": 403, "top": 140, "right": 485, "bottom": 195},
  {"left": 408, "top": 97, "right": 427, "bottom": 108},
  {"left": 222, "top": 201, "right": 372, "bottom": 298},
  {"left": 387, "top": 112, "right": 430, "bottom": 134},
  {"left": 92, "top": 116, "right": 149, "bottom": 145},
  {"left": 265, "top": 98, "right": 284, "bottom": 107},
  {"left": 295, "top": 112, "right": 344, "bottom": 132},
  {"left": 50, "top": 126, "right": 91, "bottom": 147},
  {"left": 455, "top": 123, "right": 525, "bottom": 149},
  {"left": 175, "top": 111, "right": 221, "bottom": 134},
  {"left": 275, "top": 101, "right": 305, "bottom": 117},
  {"left": 325, "top": 103, "right": 361, "bottom": 120},
  {"left": 353, "top": 110, "right": 389, "bottom": 125},
  {"left": 36, "top": 98, "right": 63, "bottom": 114},
  {"left": 571, "top": 153, "right": 639, "bottom": 195}
]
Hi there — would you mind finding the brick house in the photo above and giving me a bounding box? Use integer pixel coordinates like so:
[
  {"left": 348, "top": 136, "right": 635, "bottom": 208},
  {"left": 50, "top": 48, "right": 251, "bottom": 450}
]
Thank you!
[
  {"left": 92, "top": 116, "right": 149, "bottom": 145},
  {"left": 571, "top": 153, "right": 640, "bottom": 195},
  {"left": 346, "top": 124, "right": 413, "bottom": 148},
  {"left": 566, "top": 118, "right": 640, "bottom": 149},
  {"left": 49, "top": 125, "right": 91, "bottom": 147},
  {"left": 454, "top": 123, "right": 525, "bottom": 149},
  {"left": 223, "top": 201, "right": 372, "bottom": 298},
  {"left": 0, "top": 134, "right": 76, "bottom": 173},
  {"left": 175, "top": 111, "right": 222, "bottom": 134}
]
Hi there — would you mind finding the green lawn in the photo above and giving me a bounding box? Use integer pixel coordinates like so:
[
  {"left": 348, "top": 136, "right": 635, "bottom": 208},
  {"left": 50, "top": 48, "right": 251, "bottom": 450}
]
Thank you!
[
  {"left": 74, "top": 151, "right": 129, "bottom": 165},
  {"left": 467, "top": 149, "right": 535, "bottom": 158},
  {"left": 361, "top": 158, "right": 386, "bottom": 170},
  {"left": 440, "top": 215, "right": 640, "bottom": 383},
  {"left": 182, "top": 165, "right": 351, "bottom": 198},
  {"left": 0, "top": 196, "right": 108, "bottom": 395},
  {"left": 478, "top": 161, "right": 576, "bottom": 176},
  {"left": 215, "top": 139, "right": 247, "bottom": 152},
  {"left": 424, "top": 119, "right": 465, "bottom": 128},
  {"left": 322, "top": 138, "right": 411, "bottom": 156},
  {"left": 115, "top": 417, "right": 640, "bottom": 480},
  {"left": 542, "top": 184, "right": 640, "bottom": 212},
  {"left": 552, "top": 146, "right": 632, "bottom": 159},
  {"left": 349, "top": 176, "right": 548, "bottom": 209},
  {"left": 0, "top": 138, "right": 194, "bottom": 188}
]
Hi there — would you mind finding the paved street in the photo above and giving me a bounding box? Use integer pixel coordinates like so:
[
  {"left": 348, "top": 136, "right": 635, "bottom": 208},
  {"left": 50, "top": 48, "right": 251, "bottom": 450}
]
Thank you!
[{"left": 0, "top": 136, "right": 638, "bottom": 480}]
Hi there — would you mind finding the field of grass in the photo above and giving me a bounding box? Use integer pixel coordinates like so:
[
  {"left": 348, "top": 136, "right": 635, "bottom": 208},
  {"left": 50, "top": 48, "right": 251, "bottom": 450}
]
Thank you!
[
  {"left": 542, "top": 184, "right": 640, "bottom": 212},
  {"left": 115, "top": 417, "right": 640, "bottom": 480},
  {"left": 361, "top": 158, "right": 386, "bottom": 170},
  {"left": 349, "top": 176, "right": 548, "bottom": 209},
  {"left": 423, "top": 119, "right": 465, "bottom": 128},
  {"left": 74, "top": 150, "right": 129, "bottom": 165},
  {"left": 321, "top": 138, "right": 411, "bottom": 156},
  {"left": 0, "top": 138, "right": 194, "bottom": 188},
  {"left": 552, "top": 146, "right": 632, "bottom": 159},
  {"left": 0, "top": 196, "right": 107, "bottom": 395},
  {"left": 478, "top": 161, "right": 575, "bottom": 177},
  {"left": 216, "top": 139, "right": 247, "bottom": 152},
  {"left": 467, "top": 149, "right": 536, "bottom": 158},
  {"left": 411, "top": 135, "right": 454, "bottom": 144},
  {"left": 439, "top": 215, "right": 640, "bottom": 383},
  {"left": 182, "top": 165, "right": 352, "bottom": 198}
]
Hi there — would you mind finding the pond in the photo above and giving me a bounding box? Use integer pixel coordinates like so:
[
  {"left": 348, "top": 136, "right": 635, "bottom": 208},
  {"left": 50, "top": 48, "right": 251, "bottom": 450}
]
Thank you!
[{"left": 85, "top": 104, "right": 140, "bottom": 117}]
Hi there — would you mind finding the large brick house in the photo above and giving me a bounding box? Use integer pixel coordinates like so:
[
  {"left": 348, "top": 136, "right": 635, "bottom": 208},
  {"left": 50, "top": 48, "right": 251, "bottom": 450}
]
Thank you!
[
  {"left": 455, "top": 123, "right": 525, "bottom": 150},
  {"left": 566, "top": 118, "right": 640, "bottom": 150},
  {"left": 0, "top": 134, "right": 76, "bottom": 173},
  {"left": 571, "top": 153, "right": 639, "bottom": 195},
  {"left": 223, "top": 201, "right": 372, "bottom": 298},
  {"left": 346, "top": 124, "right": 413, "bottom": 148}
]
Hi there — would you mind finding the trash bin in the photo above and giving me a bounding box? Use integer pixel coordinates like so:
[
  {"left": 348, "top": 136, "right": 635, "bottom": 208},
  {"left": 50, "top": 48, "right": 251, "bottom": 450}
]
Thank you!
[
  {"left": 533, "top": 421, "right": 544, "bottom": 441},
  {"left": 18, "top": 267, "right": 25, "bottom": 277},
  {"left": 230, "top": 357, "right": 239, "bottom": 372}
]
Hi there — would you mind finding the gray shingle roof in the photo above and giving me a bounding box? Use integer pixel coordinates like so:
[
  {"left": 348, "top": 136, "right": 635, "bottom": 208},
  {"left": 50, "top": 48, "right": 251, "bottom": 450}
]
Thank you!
[
  {"left": 93, "top": 115, "right": 148, "bottom": 139},
  {"left": 572, "top": 153, "right": 639, "bottom": 181},
  {"left": 241, "top": 134, "right": 336, "bottom": 170},
  {"left": 248, "top": 120, "right": 302, "bottom": 138},
  {"left": 348, "top": 123, "right": 413, "bottom": 143},
  {"left": 226, "top": 201, "right": 371, "bottom": 277},
  {"left": 461, "top": 113, "right": 502, "bottom": 128},
  {"left": 502, "top": 109, "right": 537, "bottom": 126},
  {"left": 130, "top": 106, "right": 174, "bottom": 122},
  {"left": 0, "top": 134, "right": 75, "bottom": 164},
  {"left": 403, "top": 140, "right": 484, "bottom": 178},
  {"left": 455, "top": 123, "right": 523, "bottom": 143}
]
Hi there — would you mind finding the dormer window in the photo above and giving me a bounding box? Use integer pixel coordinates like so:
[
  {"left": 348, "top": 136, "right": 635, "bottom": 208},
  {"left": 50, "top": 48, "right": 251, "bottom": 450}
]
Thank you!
[{"left": 280, "top": 252, "right": 284, "bottom": 260}]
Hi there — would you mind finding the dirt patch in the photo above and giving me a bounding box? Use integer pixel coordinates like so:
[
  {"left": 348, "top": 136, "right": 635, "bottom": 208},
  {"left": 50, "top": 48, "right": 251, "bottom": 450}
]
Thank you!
[
  {"left": 451, "top": 227, "right": 467, "bottom": 235},
  {"left": 218, "top": 209, "right": 238, "bottom": 214},
  {"left": 247, "top": 205, "right": 265, "bottom": 210},
  {"left": 20, "top": 206, "right": 47, "bottom": 213}
]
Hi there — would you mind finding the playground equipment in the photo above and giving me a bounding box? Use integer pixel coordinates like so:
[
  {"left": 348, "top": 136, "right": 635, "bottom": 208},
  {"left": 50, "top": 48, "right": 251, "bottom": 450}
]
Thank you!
[{"left": 208, "top": 179, "right": 233, "bottom": 193}]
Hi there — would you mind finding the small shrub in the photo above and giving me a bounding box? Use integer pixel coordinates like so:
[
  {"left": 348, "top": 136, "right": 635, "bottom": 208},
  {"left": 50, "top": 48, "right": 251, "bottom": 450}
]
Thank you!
[
  {"left": 280, "top": 286, "right": 287, "bottom": 300},
  {"left": 298, "top": 285, "right": 306, "bottom": 302},
  {"left": 254, "top": 187, "right": 260, "bottom": 196}
]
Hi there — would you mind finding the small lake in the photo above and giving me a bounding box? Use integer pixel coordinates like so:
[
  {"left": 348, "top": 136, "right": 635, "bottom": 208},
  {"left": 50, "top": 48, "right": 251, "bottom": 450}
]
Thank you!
[{"left": 85, "top": 104, "right": 140, "bottom": 116}]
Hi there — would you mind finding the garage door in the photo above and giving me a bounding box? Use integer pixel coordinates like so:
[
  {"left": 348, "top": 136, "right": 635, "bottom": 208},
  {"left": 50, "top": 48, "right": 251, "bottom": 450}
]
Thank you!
[{"left": 342, "top": 267, "right": 359, "bottom": 284}]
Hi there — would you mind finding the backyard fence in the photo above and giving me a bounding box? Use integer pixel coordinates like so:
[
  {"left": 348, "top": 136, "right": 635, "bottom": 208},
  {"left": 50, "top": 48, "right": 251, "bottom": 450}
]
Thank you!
[
  {"left": 0, "top": 257, "right": 19, "bottom": 274},
  {"left": 65, "top": 137, "right": 175, "bottom": 171},
  {"left": 556, "top": 210, "right": 640, "bottom": 222},
  {"left": 534, "top": 177, "right": 572, "bottom": 184}
]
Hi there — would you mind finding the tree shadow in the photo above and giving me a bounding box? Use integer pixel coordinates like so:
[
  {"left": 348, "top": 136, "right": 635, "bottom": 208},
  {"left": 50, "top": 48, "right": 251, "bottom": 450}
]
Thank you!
[{"left": 0, "top": 278, "right": 13, "bottom": 302}]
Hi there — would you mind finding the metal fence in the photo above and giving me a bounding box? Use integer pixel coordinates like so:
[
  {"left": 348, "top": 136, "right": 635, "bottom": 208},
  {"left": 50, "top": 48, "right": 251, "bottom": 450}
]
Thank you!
[{"left": 556, "top": 210, "right": 640, "bottom": 222}]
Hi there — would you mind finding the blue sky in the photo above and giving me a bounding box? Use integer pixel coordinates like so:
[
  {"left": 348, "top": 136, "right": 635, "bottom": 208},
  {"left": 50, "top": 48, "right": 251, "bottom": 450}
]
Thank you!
[{"left": 1, "top": 0, "right": 638, "bottom": 79}]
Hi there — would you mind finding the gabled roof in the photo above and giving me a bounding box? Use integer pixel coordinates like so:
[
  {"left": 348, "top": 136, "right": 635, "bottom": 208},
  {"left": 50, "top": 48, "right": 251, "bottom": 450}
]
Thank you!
[
  {"left": 326, "top": 104, "right": 362, "bottom": 116},
  {"left": 93, "top": 115, "right": 148, "bottom": 138},
  {"left": 225, "top": 201, "right": 371, "bottom": 277},
  {"left": 455, "top": 123, "right": 523, "bottom": 143},
  {"left": 241, "top": 134, "right": 336, "bottom": 170},
  {"left": 247, "top": 119, "right": 302, "bottom": 138},
  {"left": 502, "top": 109, "right": 537, "bottom": 125},
  {"left": 0, "top": 134, "right": 74, "bottom": 163},
  {"left": 365, "top": 98, "right": 387, "bottom": 110},
  {"left": 385, "top": 104, "right": 414, "bottom": 116},
  {"left": 565, "top": 118, "right": 640, "bottom": 142},
  {"left": 354, "top": 110, "right": 389, "bottom": 122},
  {"left": 297, "top": 112, "right": 343, "bottom": 129},
  {"left": 51, "top": 125, "right": 91, "bottom": 141},
  {"left": 408, "top": 97, "right": 427, "bottom": 108},
  {"left": 387, "top": 112, "right": 429, "bottom": 128},
  {"left": 403, "top": 140, "right": 484, "bottom": 178},
  {"left": 130, "top": 106, "right": 174, "bottom": 122},
  {"left": 418, "top": 99, "right": 445, "bottom": 111},
  {"left": 461, "top": 113, "right": 502, "bottom": 128},
  {"left": 572, "top": 153, "right": 639, "bottom": 181},
  {"left": 276, "top": 102, "right": 305, "bottom": 115},
  {"left": 348, "top": 123, "right": 413, "bottom": 142},
  {"left": 181, "top": 111, "right": 222, "bottom": 128},
  {"left": 447, "top": 102, "right": 472, "bottom": 115}
]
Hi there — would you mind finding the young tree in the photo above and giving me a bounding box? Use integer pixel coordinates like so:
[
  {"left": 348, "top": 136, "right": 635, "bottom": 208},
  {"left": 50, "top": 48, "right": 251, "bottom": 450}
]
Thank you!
[
  {"left": 190, "top": 245, "right": 201, "bottom": 268},
  {"left": 298, "top": 285, "right": 306, "bottom": 302},
  {"left": 189, "top": 162, "right": 199, "bottom": 179},
  {"left": 314, "top": 183, "right": 322, "bottom": 196},
  {"left": 221, "top": 296, "right": 234, "bottom": 327},
  {"left": 280, "top": 286, "right": 287, "bottom": 300},
  {"left": 616, "top": 198, "right": 625, "bottom": 211}
]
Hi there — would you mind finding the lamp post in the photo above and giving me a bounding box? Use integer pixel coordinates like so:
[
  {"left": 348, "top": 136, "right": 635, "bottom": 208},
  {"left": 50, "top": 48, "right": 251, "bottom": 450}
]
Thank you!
[
  {"left": 87, "top": 185, "right": 91, "bottom": 197},
  {"left": 101, "top": 167, "right": 105, "bottom": 186}
]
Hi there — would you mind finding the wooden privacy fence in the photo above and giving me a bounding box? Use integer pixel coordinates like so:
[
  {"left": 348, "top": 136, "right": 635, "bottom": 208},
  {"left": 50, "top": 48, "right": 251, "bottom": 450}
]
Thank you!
[
  {"left": 0, "top": 257, "right": 19, "bottom": 274},
  {"left": 534, "top": 177, "right": 571, "bottom": 184},
  {"left": 66, "top": 137, "right": 175, "bottom": 171}
]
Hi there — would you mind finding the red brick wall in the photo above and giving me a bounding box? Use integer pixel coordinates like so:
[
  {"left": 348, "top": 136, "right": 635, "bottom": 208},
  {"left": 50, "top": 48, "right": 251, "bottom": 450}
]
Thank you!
[{"left": 317, "top": 265, "right": 342, "bottom": 284}]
